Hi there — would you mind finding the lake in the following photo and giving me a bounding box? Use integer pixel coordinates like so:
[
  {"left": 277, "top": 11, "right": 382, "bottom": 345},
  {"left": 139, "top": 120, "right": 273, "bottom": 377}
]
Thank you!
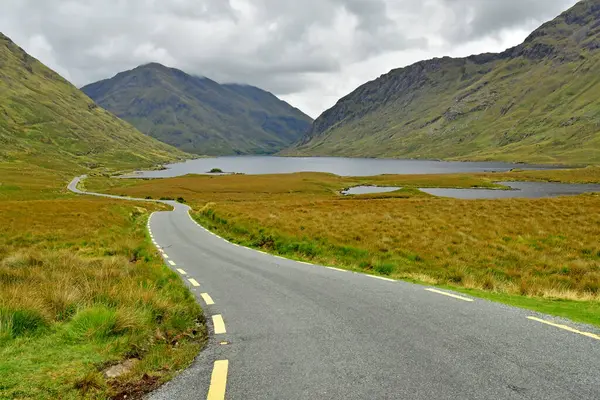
[{"left": 128, "top": 156, "right": 560, "bottom": 178}]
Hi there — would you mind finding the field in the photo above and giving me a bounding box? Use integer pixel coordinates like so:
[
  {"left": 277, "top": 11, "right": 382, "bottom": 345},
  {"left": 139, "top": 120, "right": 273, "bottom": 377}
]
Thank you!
[
  {"left": 86, "top": 167, "right": 600, "bottom": 326},
  {"left": 0, "top": 166, "right": 206, "bottom": 399}
]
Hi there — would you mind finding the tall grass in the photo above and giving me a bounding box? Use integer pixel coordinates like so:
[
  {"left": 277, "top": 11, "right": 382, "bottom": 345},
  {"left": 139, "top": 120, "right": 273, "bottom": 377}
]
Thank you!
[{"left": 0, "top": 196, "right": 205, "bottom": 399}]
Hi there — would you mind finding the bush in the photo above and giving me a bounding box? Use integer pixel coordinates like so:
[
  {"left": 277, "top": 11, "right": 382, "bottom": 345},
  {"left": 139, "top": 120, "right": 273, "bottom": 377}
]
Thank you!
[
  {"left": 176, "top": 197, "right": 186, "bottom": 204},
  {"left": 208, "top": 168, "right": 223, "bottom": 173}
]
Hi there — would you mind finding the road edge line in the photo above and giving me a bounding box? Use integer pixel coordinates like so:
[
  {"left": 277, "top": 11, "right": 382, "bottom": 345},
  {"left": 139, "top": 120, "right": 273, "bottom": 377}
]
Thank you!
[{"left": 527, "top": 316, "right": 600, "bottom": 340}]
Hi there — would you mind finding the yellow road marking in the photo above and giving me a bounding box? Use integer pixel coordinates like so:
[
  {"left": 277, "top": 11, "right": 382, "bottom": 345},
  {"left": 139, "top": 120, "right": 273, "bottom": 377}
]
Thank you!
[
  {"left": 212, "top": 315, "right": 226, "bottom": 334},
  {"left": 327, "top": 267, "right": 347, "bottom": 272},
  {"left": 201, "top": 293, "right": 215, "bottom": 305},
  {"left": 176, "top": 268, "right": 187, "bottom": 275},
  {"left": 206, "top": 360, "right": 229, "bottom": 400},
  {"left": 527, "top": 317, "right": 600, "bottom": 340},
  {"left": 368, "top": 275, "right": 396, "bottom": 282},
  {"left": 168, "top": 260, "right": 176, "bottom": 266},
  {"left": 425, "top": 288, "right": 474, "bottom": 302},
  {"left": 188, "top": 278, "right": 201, "bottom": 287}
]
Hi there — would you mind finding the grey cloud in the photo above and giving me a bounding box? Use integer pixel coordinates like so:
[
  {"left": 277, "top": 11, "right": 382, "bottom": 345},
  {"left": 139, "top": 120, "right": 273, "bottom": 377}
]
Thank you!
[
  {"left": 0, "top": 0, "right": 581, "bottom": 116},
  {"left": 435, "top": 0, "right": 578, "bottom": 41}
]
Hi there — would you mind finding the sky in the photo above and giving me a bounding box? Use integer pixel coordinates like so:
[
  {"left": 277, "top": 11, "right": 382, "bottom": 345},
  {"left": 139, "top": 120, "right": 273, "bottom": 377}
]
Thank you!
[{"left": 0, "top": 0, "right": 579, "bottom": 118}]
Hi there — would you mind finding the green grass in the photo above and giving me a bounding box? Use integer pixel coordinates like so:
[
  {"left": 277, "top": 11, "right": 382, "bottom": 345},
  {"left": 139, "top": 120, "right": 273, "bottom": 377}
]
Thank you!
[
  {"left": 290, "top": 1, "right": 600, "bottom": 165},
  {"left": 0, "top": 34, "right": 188, "bottom": 172}
]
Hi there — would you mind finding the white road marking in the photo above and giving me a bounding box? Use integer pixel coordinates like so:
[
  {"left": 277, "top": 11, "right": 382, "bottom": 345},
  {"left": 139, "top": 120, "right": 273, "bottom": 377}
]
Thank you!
[
  {"left": 527, "top": 317, "right": 600, "bottom": 340},
  {"left": 188, "top": 278, "right": 201, "bottom": 287},
  {"left": 368, "top": 275, "right": 396, "bottom": 282},
  {"left": 327, "top": 267, "right": 347, "bottom": 272},
  {"left": 425, "top": 288, "right": 474, "bottom": 302},
  {"left": 168, "top": 260, "right": 176, "bottom": 266},
  {"left": 177, "top": 268, "right": 187, "bottom": 275}
]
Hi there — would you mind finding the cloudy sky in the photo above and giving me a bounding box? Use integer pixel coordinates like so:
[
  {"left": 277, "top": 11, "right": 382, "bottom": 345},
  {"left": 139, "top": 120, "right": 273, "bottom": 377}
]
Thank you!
[{"left": 1, "top": 0, "right": 578, "bottom": 118}]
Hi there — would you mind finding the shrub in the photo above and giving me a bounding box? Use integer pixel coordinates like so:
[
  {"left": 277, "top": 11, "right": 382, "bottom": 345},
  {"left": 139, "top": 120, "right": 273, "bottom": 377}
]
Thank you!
[{"left": 208, "top": 168, "right": 223, "bottom": 173}]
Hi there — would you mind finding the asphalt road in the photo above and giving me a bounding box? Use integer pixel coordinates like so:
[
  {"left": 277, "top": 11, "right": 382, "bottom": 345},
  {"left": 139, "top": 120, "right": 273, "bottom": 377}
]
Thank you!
[{"left": 68, "top": 176, "right": 600, "bottom": 400}]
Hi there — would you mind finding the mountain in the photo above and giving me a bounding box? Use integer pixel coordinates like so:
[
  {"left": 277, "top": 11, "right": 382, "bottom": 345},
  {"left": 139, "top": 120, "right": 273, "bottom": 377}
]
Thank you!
[
  {"left": 82, "top": 64, "right": 313, "bottom": 156},
  {"left": 292, "top": 0, "right": 600, "bottom": 165},
  {"left": 0, "top": 33, "right": 187, "bottom": 172}
]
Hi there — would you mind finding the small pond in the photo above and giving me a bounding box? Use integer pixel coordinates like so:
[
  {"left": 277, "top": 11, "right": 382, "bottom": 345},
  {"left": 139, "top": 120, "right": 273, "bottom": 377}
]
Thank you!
[
  {"left": 420, "top": 181, "right": 600, "bottom": 199},
  {"left": 341, "top": 182, "right": 600, "bottom": 199},
  {"left": 342, "top": 186, "right": 402, "bottom": 195}
]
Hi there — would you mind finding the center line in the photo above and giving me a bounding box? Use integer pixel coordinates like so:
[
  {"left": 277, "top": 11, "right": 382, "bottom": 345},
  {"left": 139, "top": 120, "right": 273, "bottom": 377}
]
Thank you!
[
  {"left": 201, "top": 293, "right": 215, "bottom": 305},
  {"left": 188, "top": 278, "right": 201, "bottom": 287},
  {"left": 527, "top": 316, "right": 600, "bottom": 340},
  {"left": 206, "top": 360, "right": 229, "bottom": 400},
  {"left": 425, "top": 288, "right": 474, "bottom": 302},
  {"left": 212, "top": 315, "right": 226, "bottom": 334}
]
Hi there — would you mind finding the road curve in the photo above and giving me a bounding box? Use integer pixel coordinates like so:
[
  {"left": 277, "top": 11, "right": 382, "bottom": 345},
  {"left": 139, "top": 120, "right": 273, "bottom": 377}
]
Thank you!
[{"left": 68, "top": 176, "right": 600, "bottom": 400}]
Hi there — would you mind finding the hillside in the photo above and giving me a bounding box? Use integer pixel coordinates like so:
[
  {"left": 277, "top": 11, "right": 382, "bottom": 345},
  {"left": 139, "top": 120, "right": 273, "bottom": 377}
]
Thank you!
[
  {"left": 82, "top": 64, "right": 313, "bottom": 156},
  {"left": 0, "top": 33, "right": 187, "bottom": 174},
  {"left": 292, "top": 0, "right": 600, "bottom": 165}
]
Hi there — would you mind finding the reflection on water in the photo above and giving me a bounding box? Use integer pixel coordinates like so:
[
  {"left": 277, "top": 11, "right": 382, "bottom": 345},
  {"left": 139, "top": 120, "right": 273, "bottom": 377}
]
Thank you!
[{"left": 420, "top": 182, "right": 600, "bottom": 199}]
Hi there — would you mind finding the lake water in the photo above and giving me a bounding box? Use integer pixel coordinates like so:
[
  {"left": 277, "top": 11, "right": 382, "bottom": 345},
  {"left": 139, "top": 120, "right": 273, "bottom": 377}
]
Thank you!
[
  {"left": 129, "top": 156, "right": 559, "bottom": 178},
  {"left": 420, "top": 182, "right": 600, "bottom": 199},
  {"left": 342, "top": 186, "right": 402, "bottom": 195}
]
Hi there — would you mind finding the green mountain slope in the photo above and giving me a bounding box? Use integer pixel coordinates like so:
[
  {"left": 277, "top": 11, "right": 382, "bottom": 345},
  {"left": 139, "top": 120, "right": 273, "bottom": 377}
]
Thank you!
[
  {"left": 293, "top": 0, "right": 600, "bottom": 165},
  {"left": 82, "top": 64, "right": 313, "bottom": 156},
  {"left": 0, "top": 33, "right": 187, "bottom": 173}
]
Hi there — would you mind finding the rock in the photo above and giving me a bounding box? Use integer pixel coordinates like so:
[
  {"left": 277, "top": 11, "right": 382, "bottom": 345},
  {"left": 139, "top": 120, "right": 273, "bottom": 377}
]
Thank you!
[{"left": 104, "top": 359, "right": 139, "bottom": 379}]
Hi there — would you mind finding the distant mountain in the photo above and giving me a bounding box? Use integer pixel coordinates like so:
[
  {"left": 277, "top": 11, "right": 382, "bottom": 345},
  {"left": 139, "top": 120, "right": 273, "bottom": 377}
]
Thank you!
[
  {"left": 0, "top": 33, "right": 186, "bottom": 172},
  {"left": 292, "top": 0, "right": 600, "bottom": 165},
  {"left": 82, "top": 64, "right": 313, "bottom": 156}
]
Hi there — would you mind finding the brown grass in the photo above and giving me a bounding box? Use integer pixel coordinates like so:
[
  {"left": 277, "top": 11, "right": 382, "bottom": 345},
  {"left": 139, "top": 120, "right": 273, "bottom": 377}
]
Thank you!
[{"left": 86, "top": 170, "right": 600, "bottom": 302}]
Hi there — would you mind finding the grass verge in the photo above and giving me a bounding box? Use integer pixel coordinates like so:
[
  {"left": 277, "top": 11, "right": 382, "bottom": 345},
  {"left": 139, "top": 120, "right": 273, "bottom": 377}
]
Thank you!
[{"left": 0, "top": 178, "right": 206, "bottom": 399}]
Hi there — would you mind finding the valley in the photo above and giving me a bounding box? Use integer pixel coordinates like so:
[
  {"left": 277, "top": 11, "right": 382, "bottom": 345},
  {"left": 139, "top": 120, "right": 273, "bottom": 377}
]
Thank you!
[{"left": 2, "top": 0, "right": 600, "bottom": 398}]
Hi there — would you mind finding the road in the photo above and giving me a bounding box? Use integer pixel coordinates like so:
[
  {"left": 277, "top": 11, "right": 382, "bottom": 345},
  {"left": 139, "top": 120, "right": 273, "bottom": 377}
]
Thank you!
[{"left": 68, "top": 176, "right": 600, "bottom": 400}]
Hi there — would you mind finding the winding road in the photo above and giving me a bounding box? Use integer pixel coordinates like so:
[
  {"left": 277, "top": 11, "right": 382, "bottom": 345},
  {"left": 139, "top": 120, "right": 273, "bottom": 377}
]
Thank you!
[{"left": 68, "top": 176, "right": 600, "bottom": 400}]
